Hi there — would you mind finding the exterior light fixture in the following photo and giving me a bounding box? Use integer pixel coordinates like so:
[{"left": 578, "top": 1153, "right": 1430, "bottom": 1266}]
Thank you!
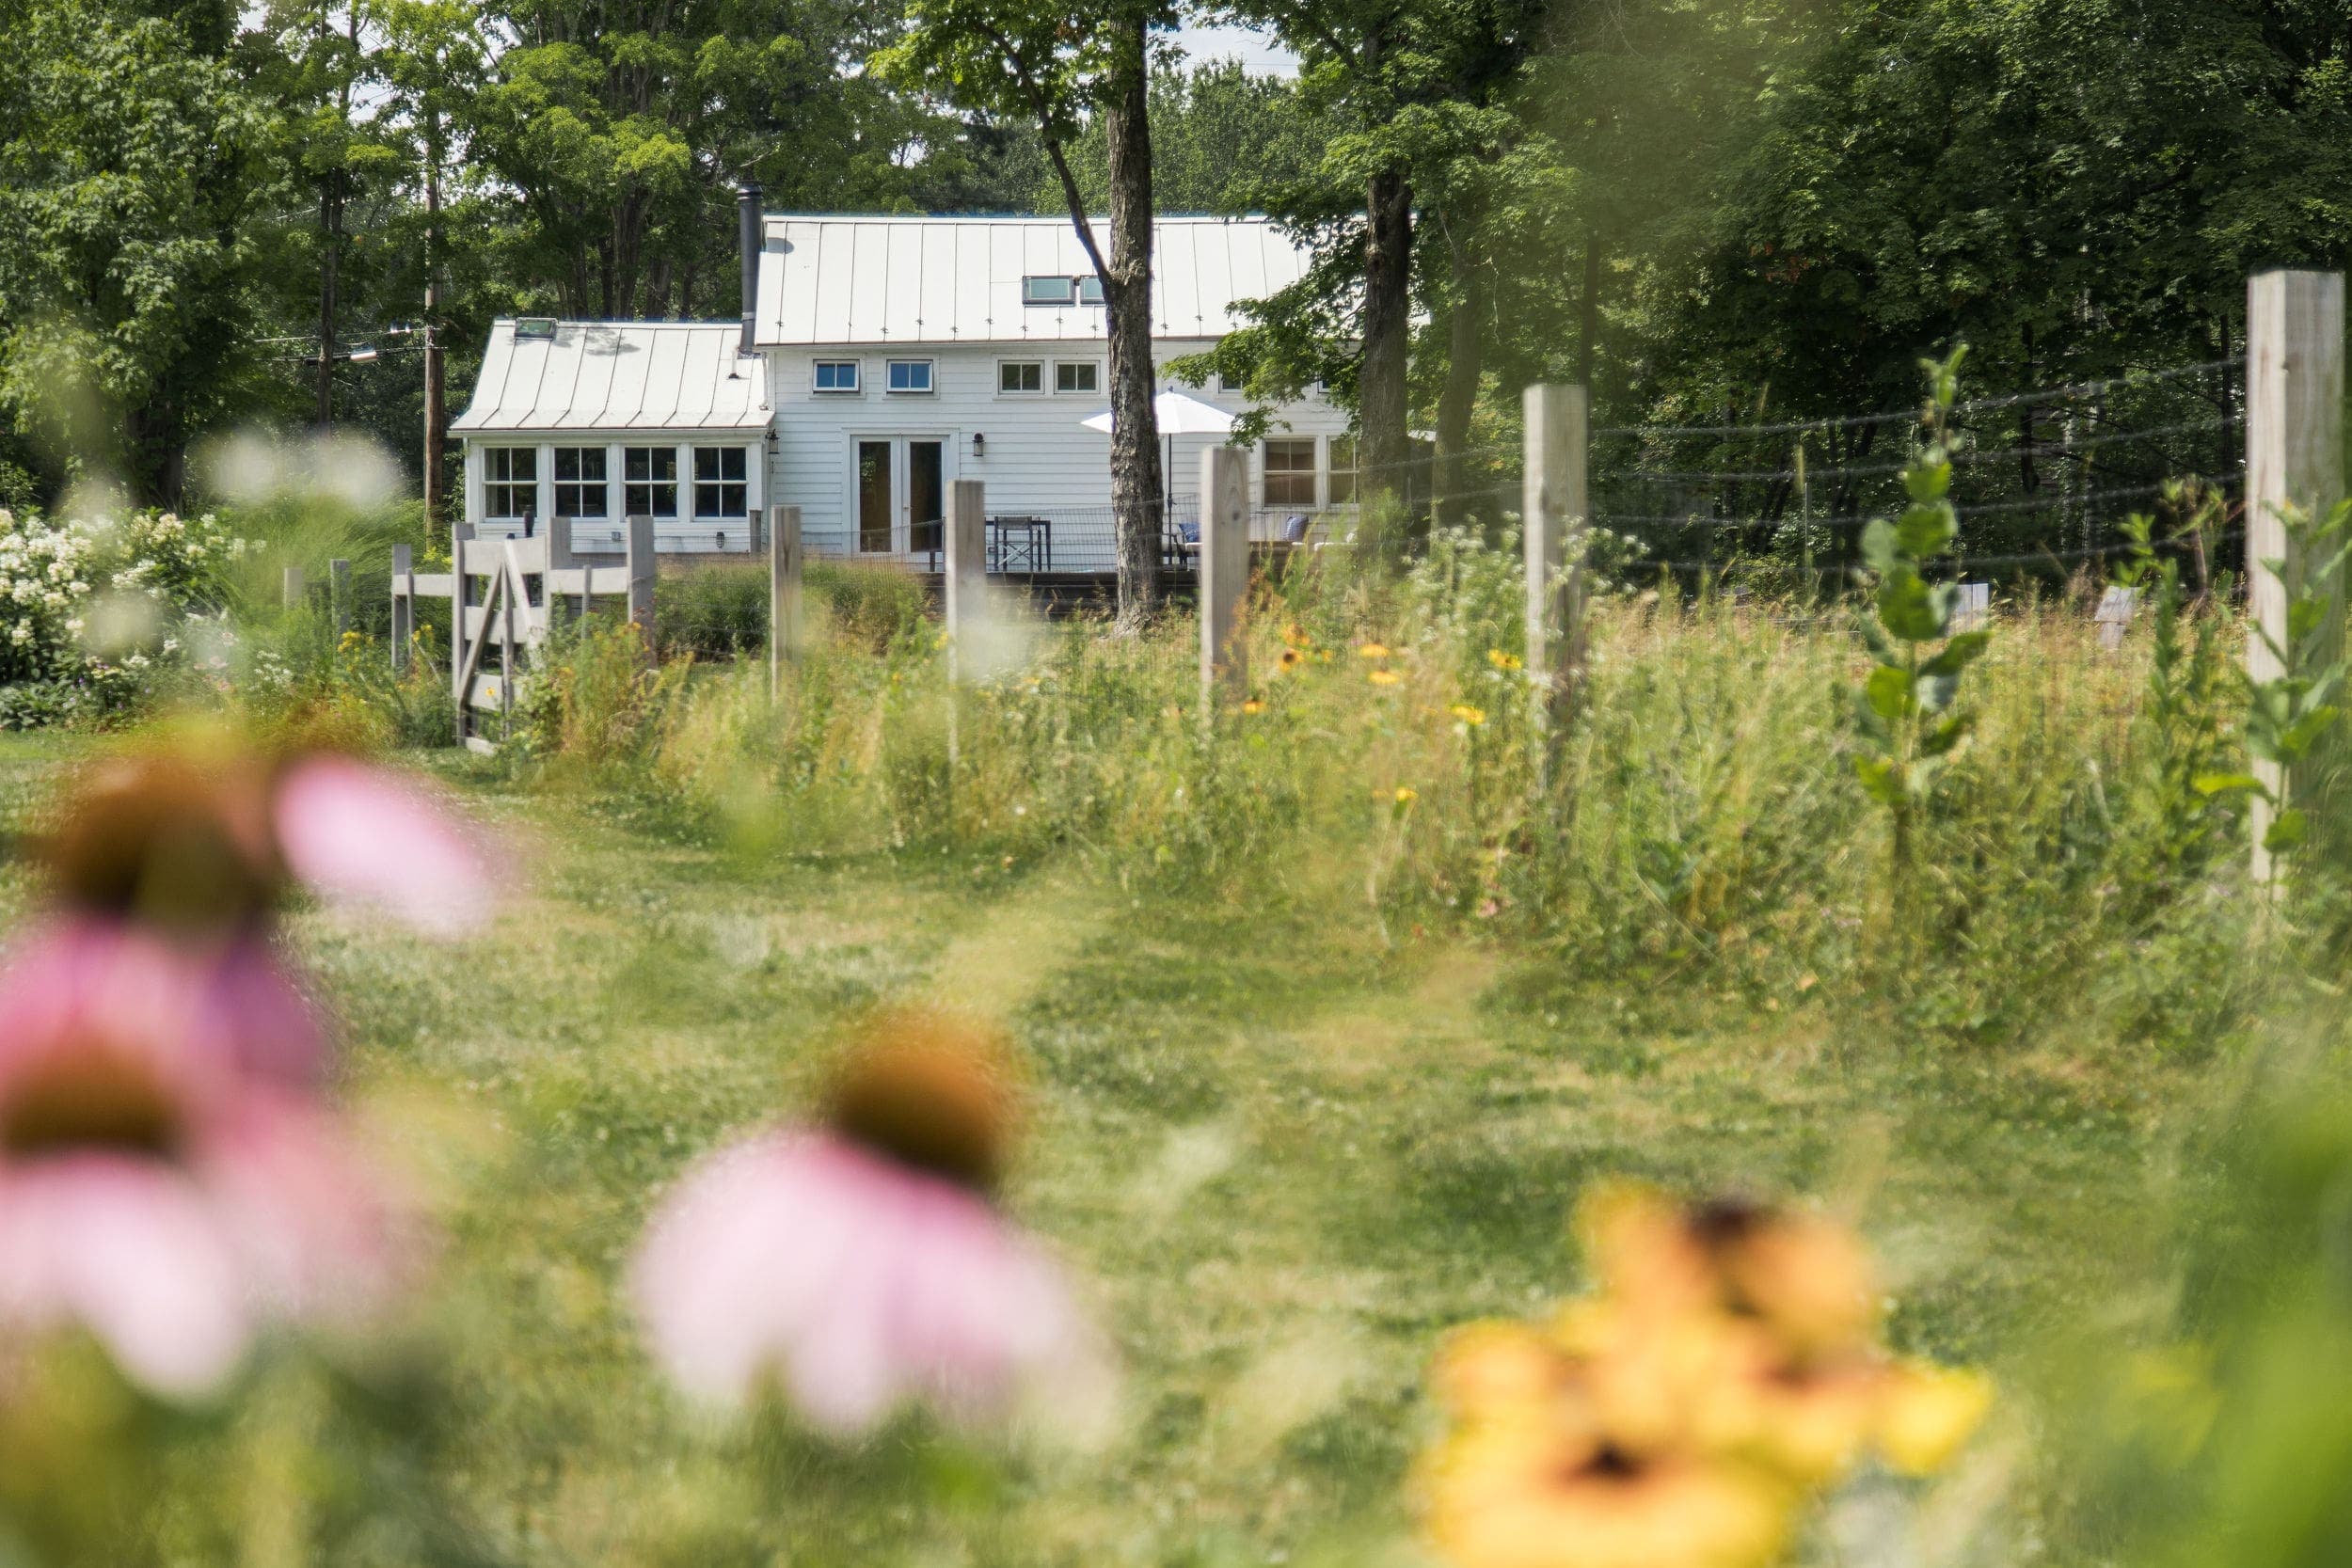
[
  {"left": 347, "top": 344, "right": 379, "bottom": 363},
  {"left": 972, "top": 432, "right": 986, "bottom": 456}
]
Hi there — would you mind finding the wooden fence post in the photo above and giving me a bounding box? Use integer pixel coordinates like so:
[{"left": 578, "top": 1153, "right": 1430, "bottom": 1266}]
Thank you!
[
  {"left": 282, "top": 565, "right": 305, "bottom": 612},
  {"left": 626, "top": 513, "right": 657, "bottom": 656},
  {"left": 390, "top": 544, "right": 414, "bottom": 672},
  {"left": 944, "top": 480, "right": 986, "bottom": 769},
  {"left": 1199, "top": 446, "right": 1249, "bottom": 719},
  {"left": 1523, "top": 384, "right": 1590, "bottom": 780},
  {"left": 330, "top": 558, "right": 351, "bottom": 636},
  {"left": 2246, "top": 268, "right": 2346, "bottom": 884},
  {"left": 451, "top": 519, "right": 473, "bottom": 744},
  {"left": 770, "top": 503, "right": 803, "bottom": 701}
]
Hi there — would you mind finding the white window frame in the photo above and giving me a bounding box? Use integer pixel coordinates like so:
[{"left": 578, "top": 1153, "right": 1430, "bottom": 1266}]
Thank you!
[
  {"left": 1053, "top": 360, "right": 1101, "bottom": 395},
  {"left": 692, "top": 445, "right": 750, "bottom": 521},
  {"left": 1263, "top": 437, "right": 1317, "bottom": 508},
  {"left": 996, "top": 359, "right": 1045, "bottom": 396},
  {"left": 812, "top": 359, "right": 861, "bottom": 394},
  {"left": 482, "top": 445, "right": 539, "bottom": 522},
  {"left": 884, "top": 358, "right": 935, "bottom": 395},
  {"left": 1327, "top": 434, "right": 1359, "bottom": 507},
  {"left": 623, "top": 445, "right": 680, "bottom": 519},
  {"left": 1022, "top": 275, "right": 1076, "bottom": 307},
  {"left": 551, "top": 445, "right": 609, "bottom": 519}
]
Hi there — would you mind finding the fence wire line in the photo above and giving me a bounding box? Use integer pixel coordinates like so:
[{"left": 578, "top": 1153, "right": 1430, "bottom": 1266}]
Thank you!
[
  {"left": 1590, "top": 356, "right": 2244, "bottom": 443},
  {"left": 1591, "top": 475, "right": 2239, "bottom": 535},
  {"left": 1618, "top": 414, "right": 2245, "bottom": 486},
  {"left": 1624, "top": 527, "right": 2245, "bottom": 576}
]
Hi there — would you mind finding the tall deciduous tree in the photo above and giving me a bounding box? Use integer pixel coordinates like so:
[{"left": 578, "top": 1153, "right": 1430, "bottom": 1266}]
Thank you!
[
  {"left": 877, "top": 0, "right": 1178, "bottom": 626},
  {"left": 0, "top": 0, "right": 276, "bottom": 502}
]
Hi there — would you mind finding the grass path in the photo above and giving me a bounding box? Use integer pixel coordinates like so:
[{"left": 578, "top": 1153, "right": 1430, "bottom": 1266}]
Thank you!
[{"left": 0, "top": 736, "right": 2204, "bottom": 1565}]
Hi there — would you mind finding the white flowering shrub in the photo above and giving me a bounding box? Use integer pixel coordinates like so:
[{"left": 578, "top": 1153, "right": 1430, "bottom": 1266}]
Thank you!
[
  {"left": 0, "top": 505, "right": 256, "bottom": 692},
  {"left": 0, "top": 508, "right": 97, "bottom": 681}
]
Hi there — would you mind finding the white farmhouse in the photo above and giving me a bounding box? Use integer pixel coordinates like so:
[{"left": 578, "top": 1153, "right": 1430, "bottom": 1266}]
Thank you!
[{"left": 453, "top": 209, "right": 1358, "bottom": 574}]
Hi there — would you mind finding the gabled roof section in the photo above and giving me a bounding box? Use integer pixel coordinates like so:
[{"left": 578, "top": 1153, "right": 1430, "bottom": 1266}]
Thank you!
[
  {"left": 752, "top": 214, "right": 1311, "bottom": 346},
  {"left": 453, "top": 320, "right": 769, "bottom": 435}
]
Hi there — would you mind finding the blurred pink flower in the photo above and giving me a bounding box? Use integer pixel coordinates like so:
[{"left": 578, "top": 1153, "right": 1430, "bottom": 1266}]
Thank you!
[
  {"left": 270, "top": 753, "right": 497, "bottom": 936},
  {"left": 631, "top": 1132, "right": 1107, "bottom": 1436},
  {"left": 0, "top": 918, "right": 327, "bottom": 1087},
  {"left": 0, "top": 962, "right": 407, "bottom": 1401}
]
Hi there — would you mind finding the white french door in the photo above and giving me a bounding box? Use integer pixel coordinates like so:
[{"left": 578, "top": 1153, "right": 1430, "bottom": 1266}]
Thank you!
[{"left": 852, "top": 436, "right": 949, "bottom": 555}]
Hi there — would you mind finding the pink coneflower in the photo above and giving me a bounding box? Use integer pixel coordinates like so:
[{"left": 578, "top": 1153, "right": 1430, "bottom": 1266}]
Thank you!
[
  {"left": 0, "top": 917, "right": 327, "bottom": 1087},
  {"left": 39, "top": 738, "right": 495, "bottom": 940},
  {"left": 0, "top": 967, "right": 405, "bottom": 1400},
  {"left": 631, "top": 1012, "right": 1112, "bottom": 1438}
]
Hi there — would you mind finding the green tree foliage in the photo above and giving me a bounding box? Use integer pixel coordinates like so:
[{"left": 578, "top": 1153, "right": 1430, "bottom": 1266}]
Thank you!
[{"left": 0, "top": 0, "right": 278, "bottom": 503}]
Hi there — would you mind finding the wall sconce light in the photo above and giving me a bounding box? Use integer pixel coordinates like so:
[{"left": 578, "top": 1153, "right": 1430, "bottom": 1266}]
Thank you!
[{"left": 972, "top": 432, "right": 986, "bottom": 456}]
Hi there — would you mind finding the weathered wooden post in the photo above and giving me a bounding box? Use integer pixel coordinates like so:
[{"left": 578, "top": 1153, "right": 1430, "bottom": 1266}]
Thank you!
[
  {"left": 944, "top": 480, "right": 986, "bottom": 768},
  {"left": 1523, "top": 383, "right": 1590, "bottom": 782},
  {"left": 545, "top": 515, "right": 575, "bottom": 631},
  {"left": 626, "top": 513, "right": 657, "bottom": 656},
  {"left": 329, "top": 558, "right": 351, "bottom": 636},
  {"left": 769, "top": 503, "right": 803, "bottom": 701},
  {"left": 1199, "top": 446, "right": 1249, "bottom": 719},
  {"left": 2246, "top": 268, "right": 2346, "bottom": 883},
  {"left": 282, "top": 565, "right": 305, "bottom": 612},
  {"left": 390, "top": 544, "right": 414, "bottom": 672},
  {"left": 451, "top": 518, "right": 474, "bottom": 743}
]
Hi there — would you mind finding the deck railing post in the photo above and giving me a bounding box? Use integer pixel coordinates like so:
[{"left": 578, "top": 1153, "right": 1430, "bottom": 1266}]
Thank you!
[
  {"left": 546, "top": 515, "right": 575, "bottom": 633},
  {"left": 770, "top": 503, "right": 803, "bottom": 701},
  {"left": 626, "top": 513, "right": 657, "bottom": 657},
  {"left": 329, "top": 558, "right": 351, "bottom": 637},
  {"left": 2246, "top": 268, "right": 2347, "bottom": 884},
  {"left": 944, "top": 481, "right": 986, "bottom": 769},
  {"left": 390, "top": 544, "right": 414, "bottom": 673},
  {"left": 1523, "top": 383, "right": 1590, "bottom": 786},
  {"left": 282, "top": 565, "right": 305, "bottom": 613},
  {"left": 451, "top": 518, "right": 474, "bottom": 742}
]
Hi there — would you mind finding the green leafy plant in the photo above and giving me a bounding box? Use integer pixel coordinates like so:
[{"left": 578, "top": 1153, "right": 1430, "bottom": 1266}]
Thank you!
[
  {"left": 2195, "top": 497, "right": 2352, "bottom": 868},
  {"left": 1850, "top": 347, "right": 1989, "bottom": 879},
  {"left": 2112, "top": 483, "right": 2241, "bottom": 892}
]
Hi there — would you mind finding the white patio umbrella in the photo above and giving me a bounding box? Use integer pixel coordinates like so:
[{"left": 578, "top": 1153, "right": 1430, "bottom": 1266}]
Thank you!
[{"left": 1079, "top": 389, "right": 1236, "bottom": 503}]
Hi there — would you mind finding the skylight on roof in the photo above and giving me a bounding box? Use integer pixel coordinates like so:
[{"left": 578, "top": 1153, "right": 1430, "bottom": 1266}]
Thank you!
[
  {"left": 1022, "top": 276, "right": 1077, "bottom": 307},
  {"left": 514, "top": 318, "right": 559, "bottom": 341}
]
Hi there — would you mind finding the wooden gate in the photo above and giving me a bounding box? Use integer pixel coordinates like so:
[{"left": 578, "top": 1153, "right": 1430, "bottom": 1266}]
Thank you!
[{"left": 390, "top": 515, "right": 658, "bottom": 752}]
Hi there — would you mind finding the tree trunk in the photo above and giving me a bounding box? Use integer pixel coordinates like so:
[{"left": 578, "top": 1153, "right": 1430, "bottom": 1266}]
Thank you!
[
  {"left": 1578, "top": 222, "right": 1600, "bottom": 391},
  {"left": 316, "top": 171, "right": 339, "bottom": 425},
  {"left": 1360, "top": 160, "right": 1413, "bottom": 501},
  {"left": 1434, "top": 217, "right": 1484, "bottom": 532},
  {"left": 1101, "top": 20, "right": 1163, "bottom": 626}
]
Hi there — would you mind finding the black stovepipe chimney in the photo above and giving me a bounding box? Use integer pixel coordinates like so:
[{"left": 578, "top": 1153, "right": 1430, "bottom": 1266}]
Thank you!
[{"left": 737, "top": 182, "right": 763, "bottom": 356}]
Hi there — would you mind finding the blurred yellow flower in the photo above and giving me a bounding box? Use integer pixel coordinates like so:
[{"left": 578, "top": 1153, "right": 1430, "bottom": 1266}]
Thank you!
[
  {"left": 1487, "top": 649, "right": 1523, "bottom": 671},
  {"left": 1279, "top": 647, "right": 1305, "bottom": 672},
  {"left": 1393, "top": 786, "right": 1419, "bottom": 805},
  {"left": 1423, "top": 1418, "right": 1790, "bottom": 1568},
  {"left": 1874, "top": 1362, "right": 1994, "bottom": 1476},
  {"left": 1369, "top": 669, "right": 1403, "bottom": 687},
  {"left": 1282, "top": 623, "right": 1312, "bottom": 648},
  {"left": 1451, "top": 704, "right": 1487, "bottom": 726},
  {"left": 1359, "top": 642, "right": 1391, "bottom": 658},
  {"left": 1241, "top": 698, "right": 1265, "bottom": 715}
]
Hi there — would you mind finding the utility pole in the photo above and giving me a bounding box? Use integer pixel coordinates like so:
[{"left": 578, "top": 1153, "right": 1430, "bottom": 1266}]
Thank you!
[{"left": 421, "top": 93, "right": 447, "bottom": 526}]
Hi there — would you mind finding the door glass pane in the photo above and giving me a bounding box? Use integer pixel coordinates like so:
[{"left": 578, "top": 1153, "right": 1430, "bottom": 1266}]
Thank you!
[
  {"left": 908, "top": 440, "right": 944, "bottom": 557},
  {"left": 858, "top": 440, "right": 893, "bottom": 552}
]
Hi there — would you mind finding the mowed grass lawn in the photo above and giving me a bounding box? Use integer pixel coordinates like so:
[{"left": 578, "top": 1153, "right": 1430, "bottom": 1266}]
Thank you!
[{"left": 0, "top": 731, "right": 2203, "bottom": 1566}]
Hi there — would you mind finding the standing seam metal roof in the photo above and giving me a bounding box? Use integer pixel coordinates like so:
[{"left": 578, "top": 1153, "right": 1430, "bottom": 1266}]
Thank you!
[
  {"left": 752, "top": 214, "right": 1314, "bottom": 346},
  {"left": 452, "top": 320, "right": 770, "bottom": 435}
]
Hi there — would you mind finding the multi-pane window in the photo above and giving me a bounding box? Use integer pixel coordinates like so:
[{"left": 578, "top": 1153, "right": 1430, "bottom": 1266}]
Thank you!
[
  {"left": 1022, "top": 275, "right": 1076, "bottom": 306},
  {"left": 553, "top": 447, "right": 608, "bottom": 517},
  {"left": 1327, "top": 435, "right": 1359, "bottom": 505},
  {"left": 693, "top": 447, "right": 748, "bottom": 518},
  {"left": 624, "top": 446, "right": 679, "bottom": 518},
  {"left": 1263, "top": 438, "right": 1316, "bottom": 507},
  {"left": 814, "top": 359, "right": 859, "bottom": 392},
  {"left": 999, "top": 360, "right": 1043, "bottom": 394},
  {"left": 886, "top": 359, "right": 933, "bottom": 393},
  {"left": 483, "top": 447, "right": 537, "bottom": 520},
  {"left": 1216, "top": 372, "right": 1246, "bottom": 395},
  {"left": 1055, "top": 361, "right": 1099, "bottom": 394}
]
